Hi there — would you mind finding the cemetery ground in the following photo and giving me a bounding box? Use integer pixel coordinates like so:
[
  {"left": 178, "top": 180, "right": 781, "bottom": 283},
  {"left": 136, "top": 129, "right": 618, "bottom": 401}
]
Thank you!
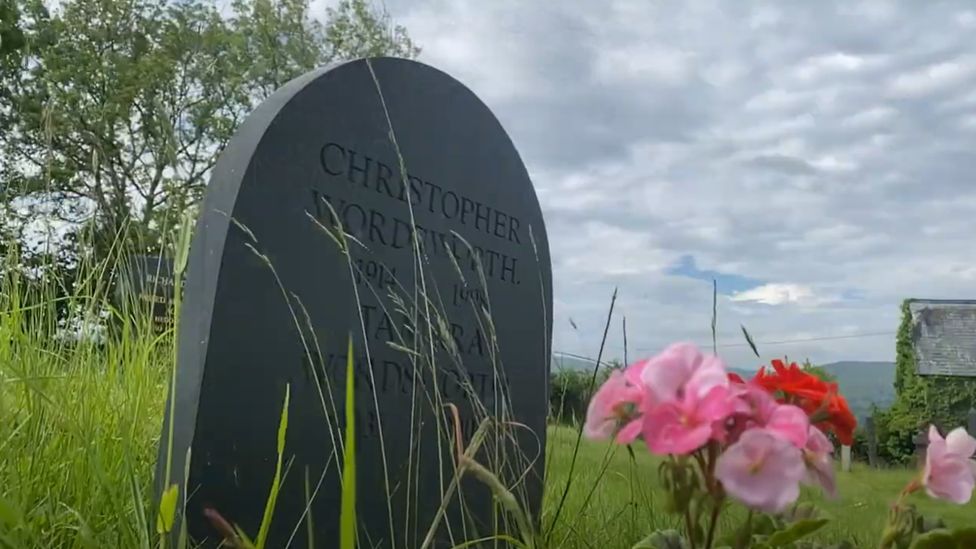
[{"left": 3, "top": 297, "right": 974, "bottom": 549}]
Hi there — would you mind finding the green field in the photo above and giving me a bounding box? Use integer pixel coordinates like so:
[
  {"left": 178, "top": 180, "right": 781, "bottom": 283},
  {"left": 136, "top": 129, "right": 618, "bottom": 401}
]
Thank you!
[
  {"left": 3, "top": 308, "right": 974, "bottom": 549},
  {"left": 543, "top": 426, "right": 976, "bottom": 548}
]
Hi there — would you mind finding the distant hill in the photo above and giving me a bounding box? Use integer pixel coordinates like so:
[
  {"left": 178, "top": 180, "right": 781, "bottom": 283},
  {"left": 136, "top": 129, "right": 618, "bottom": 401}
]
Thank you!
[
  {"left": 820, "top": 361, "right": 896, "bottom": 420},
  {"left": 552, "top": 353, "right": 896, "bottom": 421}
]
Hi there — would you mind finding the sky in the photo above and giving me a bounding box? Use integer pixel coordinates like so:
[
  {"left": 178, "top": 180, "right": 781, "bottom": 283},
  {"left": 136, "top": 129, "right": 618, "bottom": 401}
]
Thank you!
[
  {"left": 318, "top": 0, "right": 976, "bottom": 369},
  {"left": 27, "top": 0, "right": 976, "bottom": 369}
]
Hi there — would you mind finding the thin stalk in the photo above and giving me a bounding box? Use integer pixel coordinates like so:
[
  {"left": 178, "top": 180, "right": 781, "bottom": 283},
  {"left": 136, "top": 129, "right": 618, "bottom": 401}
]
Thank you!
[{"left": 545, "top": 288, "right": 618, "bottom": 539}]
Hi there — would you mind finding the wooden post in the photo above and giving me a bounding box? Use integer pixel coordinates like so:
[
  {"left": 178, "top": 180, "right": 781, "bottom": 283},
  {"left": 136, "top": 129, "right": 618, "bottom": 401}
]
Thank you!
[
  {"left": 866, "top": 415, "right": 878, "bottom": 468},
  {"left": 914, "top": 429, "right": 929, "bottom": 468},
  {"left": 841, "top": 445, "right": 852, "bottom": 472}
]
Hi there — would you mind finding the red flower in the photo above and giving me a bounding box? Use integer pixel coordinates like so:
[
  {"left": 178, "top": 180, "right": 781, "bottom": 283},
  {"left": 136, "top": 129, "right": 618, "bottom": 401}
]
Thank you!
[
  {"left": 752, "top": 359, "right": 857, "bottom": 446},
  {"left": 728, "top": 372, "right": 746, "bottom": 384}
]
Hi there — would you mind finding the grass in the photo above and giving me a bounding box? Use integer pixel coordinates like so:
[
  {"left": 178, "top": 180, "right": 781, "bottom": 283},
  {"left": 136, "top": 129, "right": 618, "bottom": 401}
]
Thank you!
[
  {"left": 3, "top": 241, "right": 976, "bottom": 549},
  {"left": 2, "top": 299, "right": 975, "bottom": 549},
  {"left": 543, "top": 425, "right": 976, "bottom": 548}
]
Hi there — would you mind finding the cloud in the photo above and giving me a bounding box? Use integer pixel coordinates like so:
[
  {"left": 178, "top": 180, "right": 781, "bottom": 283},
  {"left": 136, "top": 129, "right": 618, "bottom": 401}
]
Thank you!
[
  {"left": 731, "top": 283, "right": 826, "bottom": 306},
  {"left": 364, "top": 0, "right": 976, "bottom": 368},
  {"left": 888, "top": 55, "right": 976, "bottom": 98},
  {"left": 745, "top": 155, "right": 819, "bottom": 175}
]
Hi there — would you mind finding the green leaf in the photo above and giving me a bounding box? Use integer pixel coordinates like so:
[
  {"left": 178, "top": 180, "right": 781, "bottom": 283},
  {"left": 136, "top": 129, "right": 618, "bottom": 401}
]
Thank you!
[
  {"left": 915, "top": 515, "right": 947, "bottom": 534},
  {"left": 909, "top": 529, "right": 955, "bottom": 549},
  {"left": 632, "top": 529, "right": 689, "bottom": 549},
  {"left": 155, "top": 484, "right": 179, "bottom": 534},
  {"left": 340, "top": 335, "right": 357, "bottom": 549},
  {"left": 910, "top": 527, "right": 976, "bottom": 548},
  {"left": 950, "top": 528, "right": 976, "bottom": 546},
  {"left": 255, "top": 383, "right": 290, "bottom": 548},
  {"left": 750, "top": 514, "right": 779, "bottom": 537},
  {"left": 782, "top": 502, "right": 823, "bottom": 522},
  {"left": 764, "top": 518, "right": 830, "bottom": 547}
]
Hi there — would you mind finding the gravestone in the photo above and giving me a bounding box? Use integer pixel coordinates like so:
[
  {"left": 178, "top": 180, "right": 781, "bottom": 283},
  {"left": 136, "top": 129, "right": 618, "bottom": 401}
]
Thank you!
[
  {"left": 115, "top": 254, "right": 177, "bottom": 333},
  {"left": 968, "top": 408, "right": 976, "bottom": 435},
  {"left": 841, "top": 445, "right": 852, "bottom": 472},
  {"left": 155, "top": 57, "right": 553, "bottom": 548}
]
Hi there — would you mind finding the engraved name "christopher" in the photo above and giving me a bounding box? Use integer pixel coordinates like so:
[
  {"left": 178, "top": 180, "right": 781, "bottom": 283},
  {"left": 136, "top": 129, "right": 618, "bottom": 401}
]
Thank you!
[{"left": 320, "top": 142, "right": 523, "bottom": 245}]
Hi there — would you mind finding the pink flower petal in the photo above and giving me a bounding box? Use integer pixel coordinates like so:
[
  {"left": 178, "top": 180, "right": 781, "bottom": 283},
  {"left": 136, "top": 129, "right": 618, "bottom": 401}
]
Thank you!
[
  {"left": 765, "top": 404, "right": 810, "bottom": 448},
  {"left": 924, "top": 424, "right": 976, "bottom": 504},
  {"left": 926, "top": 457, "right": 975, "bottom": 504},
  {"left": 624, "top": 359, "right": 650, "bottom": 385},
  {"left": 697, "top": 386, "right": 735, "bottom": 422},
  {"left": 806, "top": 426, "right": 834, "bottom": 455},
  {"left": 945, "top": 427, "right": 976, "bottom": 458},
  {"left": 640, "top": 350, "right": 693, "bottom": 402},
  {"left": 642, "top": 402, "right": 713, "bottom": 455},
  {"left": 583, "top": 371, "right": 641, "bottom": 440},
  {"left": 803, "top": 427, "right": 836, "bottom": 498},
  {"left": 687, "top": 360, "right": 731, "bottom": 398},
  {"left": 616, "top": 419, "right": 643, "bottom": 444},
  {"left": 716, "top": 428, "right": 805, "bottom": 514}
]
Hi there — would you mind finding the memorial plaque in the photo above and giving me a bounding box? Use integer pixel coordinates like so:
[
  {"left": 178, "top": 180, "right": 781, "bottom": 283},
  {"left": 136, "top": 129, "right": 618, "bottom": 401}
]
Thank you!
[
  {"left": 115, "top": 254, "right": 177, "bottom": 333},
  {"left": 908, "top": 299, "right": 976, "bottom": 377},
  {"left": 155, "top": 57, "right": 553, "bottom": 548}
]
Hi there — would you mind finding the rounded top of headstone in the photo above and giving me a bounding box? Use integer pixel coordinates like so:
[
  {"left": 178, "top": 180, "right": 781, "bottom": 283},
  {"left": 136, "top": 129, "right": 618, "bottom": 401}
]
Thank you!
[{"left": 203, "top": 55, "right": 548, "bottom": 255}]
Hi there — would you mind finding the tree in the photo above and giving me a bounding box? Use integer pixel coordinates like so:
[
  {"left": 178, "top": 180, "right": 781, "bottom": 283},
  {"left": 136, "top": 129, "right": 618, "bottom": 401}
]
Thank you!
[
  {"left": 0, "top": 0, "right": 420, "bottom": 260},
  {"left": 0, "top": 0, "right": 26, "bottom": 58}
]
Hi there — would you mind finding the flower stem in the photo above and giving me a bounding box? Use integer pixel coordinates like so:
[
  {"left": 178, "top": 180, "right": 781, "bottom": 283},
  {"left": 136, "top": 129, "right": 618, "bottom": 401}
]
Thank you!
[
  {"left": 685, "top": 506, "right": 698, "bottom": 549},
  {"left": 703, "top": 442, "right": 722, "bottom": 549},
  {"left": 704, "top": 495, "right": 723, "bottom": 549}
]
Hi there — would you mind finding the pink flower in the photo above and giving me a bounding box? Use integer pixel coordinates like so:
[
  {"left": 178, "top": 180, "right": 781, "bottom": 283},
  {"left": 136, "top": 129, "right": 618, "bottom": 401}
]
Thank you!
[
  {"left": 638, "top": 342, "right": 729, "bottom": 403},
  {"left": 715, "top": 428, "right": 806, "bottom": 514},
  {"left": 583, "top": 368, "right": 647, "bottom": 443},
  {"left": 802, "top": 426, "right": 836, "bottom": 498},
  {"left": 642, "top": 385, "right": 736, "bottom": 455},
  {"left": 630, "top": 343, "right": 737, "bottom": 455},
  {"left": 923, "top": 425, "right": 976, "bottom": 504},
  {"left": 723, "top": 382, "right": 808, "bottom": 447},
  {"left": 763, "top": 403, "right": 810, "bottom": 448}
]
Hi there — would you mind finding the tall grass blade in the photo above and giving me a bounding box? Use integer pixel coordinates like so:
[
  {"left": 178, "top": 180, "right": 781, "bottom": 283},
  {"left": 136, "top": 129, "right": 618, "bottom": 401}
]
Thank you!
[
  {"left": 711, "top": 278, "right": 717, "bottom": 355},
  {"left": 155, "top": 484, "right": 179, "bottom": 535},
  {"left": 741, "top": 324, "right": 761, "bottom": 358},
  {"left": 622, "top": 316, "right": 628, "bottom": 366},
  {"left": 340, "top": 335, "right": 357, "bottom": 549},
  {"left": 545, "top": 287, "right": 617, "bottom": 540},
  {"left": 255, "top": 383, "right": 291, "bottom": 548}
]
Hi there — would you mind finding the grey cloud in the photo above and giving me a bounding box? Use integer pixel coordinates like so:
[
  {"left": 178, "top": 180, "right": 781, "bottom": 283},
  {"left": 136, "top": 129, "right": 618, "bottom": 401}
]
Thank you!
[
  {"left": 746, "top": 155, "right": 820, "bottom": 175},
  {"left": 375, "top": 0, "right": 976, "bottom": 365}
]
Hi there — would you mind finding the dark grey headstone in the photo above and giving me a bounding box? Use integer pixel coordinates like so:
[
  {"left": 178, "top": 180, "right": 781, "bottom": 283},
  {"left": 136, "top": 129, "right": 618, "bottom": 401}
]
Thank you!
[
  {"left": 968, "top": 408, "right": 976, "bottom": 436},
  {"left": 155, "top": 57, "right": 552, "bottom": 548},
  {"left": 908, "top": 299, "right": 976, "bottom": 377},
  {"left": 115, "top": 254, "right": 176, "bottom": 333}
]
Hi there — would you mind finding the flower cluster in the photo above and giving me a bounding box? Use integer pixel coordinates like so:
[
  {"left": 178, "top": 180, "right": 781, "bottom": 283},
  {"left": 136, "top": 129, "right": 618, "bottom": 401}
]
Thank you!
[
  {"left": 584, "top": 342, "right": 844, "bottom": 513},
  {"left": 584, "top": 341, "right": 976, "bottom": 548}
]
